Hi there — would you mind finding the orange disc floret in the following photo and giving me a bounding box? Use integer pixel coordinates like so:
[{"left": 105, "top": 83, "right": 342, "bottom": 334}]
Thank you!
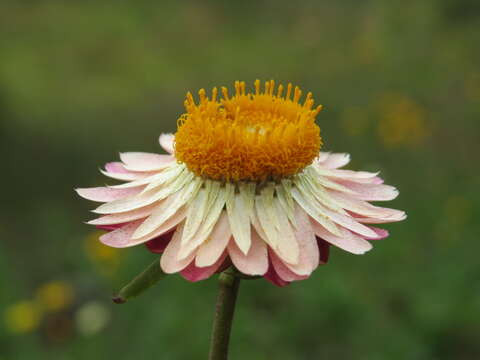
[{"left": 174, "top": 80, "right": 323, "bottom": 182}]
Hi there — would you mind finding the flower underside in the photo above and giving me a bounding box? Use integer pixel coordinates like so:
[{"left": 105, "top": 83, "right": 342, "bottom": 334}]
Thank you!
[{"left": 174, "top": 80, "right": 323, "bottom": 182}]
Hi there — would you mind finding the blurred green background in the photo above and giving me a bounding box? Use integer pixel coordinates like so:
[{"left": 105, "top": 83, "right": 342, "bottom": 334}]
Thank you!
[{"left": 1, "top": 0, "right": 479, "bottom": 359}]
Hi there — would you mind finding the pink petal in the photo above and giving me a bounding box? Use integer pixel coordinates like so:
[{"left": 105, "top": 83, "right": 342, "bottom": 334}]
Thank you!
[
  {"left": 145, "top": 229, "right": 176, "bottom": 253},
  {"left": 318, "top": 153, "right": 350, "bottom": 169},
  {"left": 75, "top": 186, "right": 142, "bottom": 202},
  {"left": 310, "top": 219, "right": 373, "bottom": 254},
  {"left": 270, "top": 249, "right": 309, "bottom": 282},
  {"left": 88, "top": 204, "right": 157, "bottom": 225},
  {"left": 159, "top": 133, "right": 175, "bottom": 154},
  {"left": 228, "top": 228, "right": 268, "bottom": 276},
  {"left": 95, "top": 223, "right": 127, "bottom": 231},
  {"left": 321, "top": 206, "right": 379, "bottom": 238},
  {"left": 99, "top": 220, "right": 143, "bottom": 247},
  {"left": 271, "top": 206, "right": 320, "bottom": 277},
  {"left": 120, "top": 152, "right": 174, "bottom": 172},
  {"left": 101, "top": 162, "right": 145, "bottom": 181},
  {"left": 105, "top": 162, "right": 130, "bottom": 174},
  {"left": 180, "top": 252, "right": 227, "bottom": 282},
  {"left": 195, "top": 212, "right": 231, "bottom": 267},
  {"left": 160, "top": 224, "right": 194, "bottom": 273},
  {"left": 336, "top": 181, "right": 399, "bottom": 201},
  {"left": 363, "top": 227, "right": 389, "bottom": 240},
  {"left": 122, "top": 207, "right": 187, "bottom": 247},
  {"left": 326, "top": 190, "right": 402, "bottom": 219}
]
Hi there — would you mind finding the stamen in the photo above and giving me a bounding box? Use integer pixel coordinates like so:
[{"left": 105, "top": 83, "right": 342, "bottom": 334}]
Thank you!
[{"left": 175, "top": 80, "right": 322, "bottom": 182}]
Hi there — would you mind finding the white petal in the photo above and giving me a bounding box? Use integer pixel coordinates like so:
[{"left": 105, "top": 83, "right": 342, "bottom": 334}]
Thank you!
[
  {"left": 93, "top": 168, "right": 194, "bottom": 214},
  {"left": 195, "top": 212, "right": 231, "bottom": 267},
  {"left": 277, "top": 180, "right": 296, "bottom": 226},
  {"left": 226, "top": 182, "right": 255, "bottom": 254},
  {"left": 272, "top": 198, "right": 299, "bottom": 265},
  {"left": 107, "top": 163, "right": 183, "bottom": 190},
  {"left": 159, "top": 133, "right": 175, "bottom": 154},
  {"left": 290, "top": 186, "right": 342, "bottom": 237},
  {"left": 327, "top": 190, "right": 402, "bottom": 218},
  {"left": 311, "top": 219, "right": 372, "bottom": 254},
  {"left": 181, "top": 188, "right": 210, "bottom": 245},
  {"left": 131, "top": 177, "right": 202, "bottom": 239},
  {"left": 354, "top": 210, "right": 407, "bottom": 224},
  {"left": 176, "top": 185, "right": 227, "bottom": 260},
  {"left": 297, "top": 173, "right": 346, "bottom": 214},
  {"left": 254, "top": 186, "right": 279, "bottom": 250},
  {"left": 317, "top": 152, "right": 350, "bottom": 169}
]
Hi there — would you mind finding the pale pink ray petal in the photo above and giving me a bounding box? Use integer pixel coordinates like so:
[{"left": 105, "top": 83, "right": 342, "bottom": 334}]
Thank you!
[
  {"left": 326, "top": 190, "right": 403, "bottom": 219},
  {"left": 99, "top": 220, "right": 143, "bottom": 248},
  {"left": 310, "top": 219, "right": 372, "bottom": 254},
  {"left": 319, "top": 153, "right": 350, "bottom": 169},
  {"left": 318, "top": 167, "right": 378, "bottom": 181},
  {"left": 350, "top": 209, "right": 407, "bottom": 224},
  {"left": 95, "top": 223, "right": 126, "bottom": 231},
  {"left": 181, "top": 252, "right": 228, "bottom": 282},
  {"left": 105, "top": 162, "right": 130, "bottom": 173},
  {"left": 371, "top": 177, "right": 384, "bottom": 184},
  {"left": 87, "top": 204, "right": 157, "bottom": 225},
  {"left": 195, "top": 212, "right": 231, "bottom": 267},
  {"left": 363, "top": 227, "right": 389, "bottom": 240},
  {"left": 160, "top": 224, "right": 195, "bottom": 273},
  {"left": 336, "top": 181, "right": 399, "bottom": 201},
  {"left": 101, "top": 162, "right": 146, "bottom": 181},
  {"left": 159, "top": 133, "right": 175, "bottom": 154},
  {"left": 228, "top": 228, "right": 268, "bottom": 276},
  {"left": 120, "top": 207, "right": 187, "bottom": 247},
  {"left": 292, "top": 205, "right": 320, "bottom": 270},
  {"left": 321, "top": 206, "right": 379, "bottom": 238},
  {"left": 271, "top": 206, "right": 320, "bottom": 277},
  {"left": 270, "top": 250, "right": 309, "bottom": 282},
  {"left": 75, "top": 186, "right": 143, "bottom": 202},
  {"left": 120, "top": 152, "right": 174, "bottom": 172},
  {"left": 317, "top": 152, "right": 329, "bottom": 162}
]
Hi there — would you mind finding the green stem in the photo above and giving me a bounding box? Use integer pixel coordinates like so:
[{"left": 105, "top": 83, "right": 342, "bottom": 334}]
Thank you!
[
  {"left": 208, "top": 271, "right": 241, "bottom": 360},
  {"left": 112, "top": 259, "right": 166, "bottom": 304}
]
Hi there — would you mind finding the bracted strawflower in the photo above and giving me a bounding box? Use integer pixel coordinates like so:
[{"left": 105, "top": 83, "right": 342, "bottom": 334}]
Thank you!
[{"left": 76, "top": 80, "right": 405, "bottom": 359}]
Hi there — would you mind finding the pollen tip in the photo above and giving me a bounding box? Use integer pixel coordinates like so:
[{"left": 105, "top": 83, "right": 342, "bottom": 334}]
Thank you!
[{"left": 175, "top": 80, "right": 322, "bottom": 181}]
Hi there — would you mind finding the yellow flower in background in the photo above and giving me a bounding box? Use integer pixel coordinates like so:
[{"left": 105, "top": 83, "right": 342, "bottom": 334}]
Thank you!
[
  {"left": 4, "top": 300, "right": 42, "bottom": 334},
  {"left": 36, "top": 281, "right": 74, "bottom": 312},
  {"left": 376, "top": 94, "right": 429, "bottom": 148},
  {"left": 85, "top": 230, "right": 121, "bottom": 275}
]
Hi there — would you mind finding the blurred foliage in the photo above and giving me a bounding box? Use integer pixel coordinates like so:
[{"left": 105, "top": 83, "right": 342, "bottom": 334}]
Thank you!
[{"left": 0, "top": 0, "right": 479, "bottom": 359}]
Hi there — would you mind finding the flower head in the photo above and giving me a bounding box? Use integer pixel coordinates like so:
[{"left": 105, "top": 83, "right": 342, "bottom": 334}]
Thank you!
[{"left": 76, "top": 80, "right": 405, "bottom": 286}]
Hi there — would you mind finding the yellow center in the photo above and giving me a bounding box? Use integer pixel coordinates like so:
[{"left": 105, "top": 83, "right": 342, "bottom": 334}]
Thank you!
[{"left": 174, "top": 80, "right": 322, "bottom": 182}]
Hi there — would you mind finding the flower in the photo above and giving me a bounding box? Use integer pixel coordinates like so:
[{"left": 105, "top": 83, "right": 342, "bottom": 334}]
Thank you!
[
  {"left": 4, "top": 300, "right": 42, "bottom": 334},
  {"left": 76, "top": 80, "right": 405, "bottom": 286},
  {"left": 36, "top": 281, "right": 74, "bottom": 312}
]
